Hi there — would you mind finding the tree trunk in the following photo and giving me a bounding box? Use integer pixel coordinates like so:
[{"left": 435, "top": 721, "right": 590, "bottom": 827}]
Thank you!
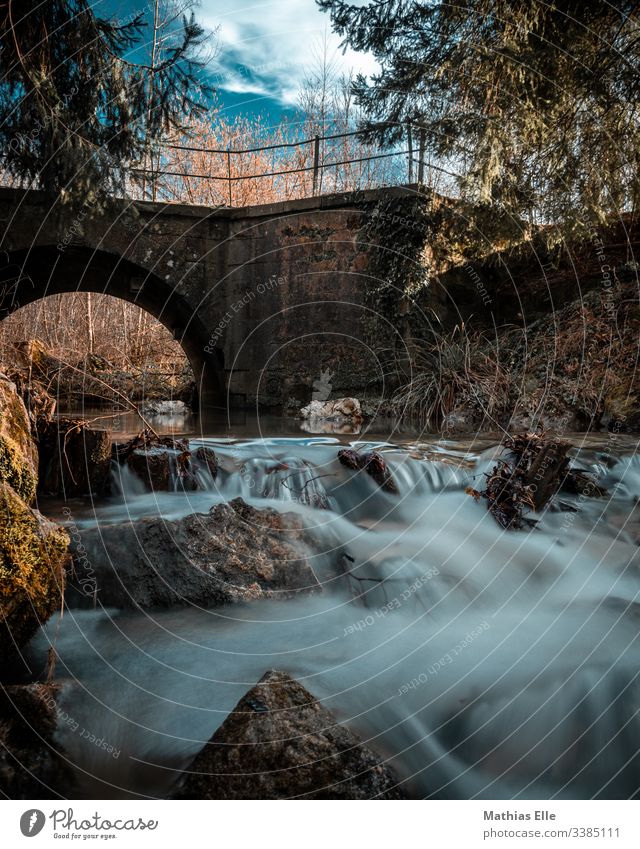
[{"left": 86, "top": 292, "right": 94, "bottom": 355}]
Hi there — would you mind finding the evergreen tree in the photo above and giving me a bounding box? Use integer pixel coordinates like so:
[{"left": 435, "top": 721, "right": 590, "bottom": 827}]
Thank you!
[
  {"left": 0, "top": 0, "right": 212, "bottom": 203},
  {"left": 318, "top": 0, "right": 640, "bottom": 236}
]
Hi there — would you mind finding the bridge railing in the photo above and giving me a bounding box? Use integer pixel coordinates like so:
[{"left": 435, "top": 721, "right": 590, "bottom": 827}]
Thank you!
[{"left": 129, "top": 125, "right": 459, "bottom": 206}]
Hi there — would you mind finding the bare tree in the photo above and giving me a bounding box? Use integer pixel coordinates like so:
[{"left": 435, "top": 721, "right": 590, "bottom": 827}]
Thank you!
[{"left": 141, "top": 0, "right": 218, "bottom": 201}]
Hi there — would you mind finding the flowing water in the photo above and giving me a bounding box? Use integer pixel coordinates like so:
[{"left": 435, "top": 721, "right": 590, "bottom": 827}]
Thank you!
[{"left": 28, "top": 425, "right": 640, "bottom": 800}]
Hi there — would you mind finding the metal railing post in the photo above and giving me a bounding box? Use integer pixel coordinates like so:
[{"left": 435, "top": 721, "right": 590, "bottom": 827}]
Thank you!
[
  {"left": 226, "top": 149, "right": 232, "bottom": 207},
  {"left": 407, "top": 122, "right": 413, "bottom": 184},
  {"left": 418, "top": 128, "right": 426, "bottom": 185},
  {"left": 312, "top": 135, "right": 320, "bottom": 195}
]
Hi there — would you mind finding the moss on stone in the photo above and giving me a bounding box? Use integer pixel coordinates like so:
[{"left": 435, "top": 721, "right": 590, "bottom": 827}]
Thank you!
[
  {"left": 0, "top": 434, "right": 37, "bottom": 503},
  {"left": 0, "top": 375, "right": 38, "bottom": 503},
  {"left": 0, "top": 483, "right": 68, "bottom": 648}
]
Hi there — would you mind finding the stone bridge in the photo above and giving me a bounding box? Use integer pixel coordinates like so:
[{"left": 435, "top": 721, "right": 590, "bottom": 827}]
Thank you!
[{"left": 0, "top": 185, "right": 468, "bottom": 410}]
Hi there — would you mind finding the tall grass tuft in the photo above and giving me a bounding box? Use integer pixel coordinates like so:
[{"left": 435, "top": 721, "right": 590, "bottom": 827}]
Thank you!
[{"left": 392, "top": 326, "right": 513, "bottom": 428}]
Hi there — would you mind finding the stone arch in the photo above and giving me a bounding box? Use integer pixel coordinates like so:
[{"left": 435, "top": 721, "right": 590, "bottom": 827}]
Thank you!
[{"left": 0, "top": 244, "right": 224, "bottom": 409}]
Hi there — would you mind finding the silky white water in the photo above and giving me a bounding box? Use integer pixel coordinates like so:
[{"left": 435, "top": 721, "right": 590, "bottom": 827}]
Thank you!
[{"left": 29, "top": 435, "right": 640, "bottom": 799}]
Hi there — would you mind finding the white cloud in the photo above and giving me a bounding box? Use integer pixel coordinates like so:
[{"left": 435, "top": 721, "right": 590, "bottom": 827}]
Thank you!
[{"left": 198, "top": 0, "right": 377, "bottom": 107}]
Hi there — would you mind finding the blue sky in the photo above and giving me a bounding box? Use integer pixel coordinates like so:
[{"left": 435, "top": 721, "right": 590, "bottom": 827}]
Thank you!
[{"left": 95, "top": 0, "right": 376, "bottom": 123}]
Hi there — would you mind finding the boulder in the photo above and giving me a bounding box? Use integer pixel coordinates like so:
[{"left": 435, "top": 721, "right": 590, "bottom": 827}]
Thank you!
[
  {"left": 15, "top": 339, "right": 64, "bottom": 382},
  {"left": 0, "top": 482, "right": 69, "bottom": 655},
  {"left": 37, "top": 418, "right": 112, "bottom": 497},
  {"left": 114, "top": 431, "right": 204, "bottom": 491},
  {"left": 0, "top": 373, "right": 38, "bottom": 503},
  {"left": 66, "top": 498, "right": 321, "bottom": 609},
  {"left": 140, "top": 400, "right": 189, "bottom": 416},
  {"left": 8, "top": 372, "right": 57, "bottom": 429},
  {"left": 0, "top": 375, "right": 68, "bottom": 665},
  {"left": 175, "top": 670, "right": 406, "bottom": 799},
  {"left": 300, "top": 397, "right": 363, "bottom": 422},
  {"left": 0, "top": 683, "right": 76, "bottom": 798}
]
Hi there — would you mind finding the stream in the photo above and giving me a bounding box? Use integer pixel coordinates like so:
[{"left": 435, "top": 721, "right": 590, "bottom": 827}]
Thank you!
[{"left": 27, "top": 418, "right": 640, "bottom": 800}]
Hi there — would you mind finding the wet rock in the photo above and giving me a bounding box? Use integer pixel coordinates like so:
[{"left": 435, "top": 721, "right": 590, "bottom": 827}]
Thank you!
[
  {"left": 194, "top": 446, "right": 218, "bottom": 480},
  {"left": 175, "top": 670, "right": 406, "bottom": 799},
  {"left": 467, "top": 433, "right": 568, "bottom": 528},
  {"left": 0, "top": 683, "right": 76, "bottom": 798},
  {"left": 338, "top": 449, "right": 398, "bottom": 494},
  {"left": 114, "top": 430, "right": 201, "bottom": 491},
  {"left": 126, "top": 446, "right": 172, "bottom": 491},
  {"left": 66, "top": 498, "right": 321, "bottom": 610},
  {"left": 300, "top": 397, "right": 363, "bottom": 423},
  {"left": 561, "top": 469, "right": 607, "bottom": 497},
  {"left": 37, "top": 418, "right": 112, "bottom": 497},
  {"left": 519, "top": 436, "right": 570, "bottom": 511}
]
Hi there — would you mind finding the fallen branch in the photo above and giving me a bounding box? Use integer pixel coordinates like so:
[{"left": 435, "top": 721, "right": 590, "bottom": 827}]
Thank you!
[{"left": 467, "top": 432, "right": 606, "bottom": 529}]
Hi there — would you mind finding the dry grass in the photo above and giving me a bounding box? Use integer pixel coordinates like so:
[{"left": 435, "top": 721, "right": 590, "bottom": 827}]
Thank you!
[{"left": 392, "top": 326, "right": 513, "bottom": 427}]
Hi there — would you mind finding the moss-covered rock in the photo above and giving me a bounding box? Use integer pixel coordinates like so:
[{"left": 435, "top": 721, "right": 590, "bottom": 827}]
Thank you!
[
  {"left": 0, "top": 482, "right": 68, "bottom": 653},
  {"left": 15, "top": 339, "right": 62, "bottom": 380},
  {"left": 9, "top": 372, "right": 57, "bottom": 428},
  {"left": 0, "top": 374, "right": 38, "bottom": 503},
  {"left": 0, "top": 370, "right": 69, "bottom": 665}
]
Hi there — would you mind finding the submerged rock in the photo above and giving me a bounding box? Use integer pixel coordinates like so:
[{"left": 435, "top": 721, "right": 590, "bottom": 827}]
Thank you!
[
  {"left": 66, "top": 498, "right": 321, "bottom": 609},
  {"left": 0, "top": 683, "right": 76, "bottom": 798},
  {"left": 37, "top": 417, "right": 112, "bottom": 497},
  {"left": 175, "top": 670, "right": 406, "bottom": 799}
]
